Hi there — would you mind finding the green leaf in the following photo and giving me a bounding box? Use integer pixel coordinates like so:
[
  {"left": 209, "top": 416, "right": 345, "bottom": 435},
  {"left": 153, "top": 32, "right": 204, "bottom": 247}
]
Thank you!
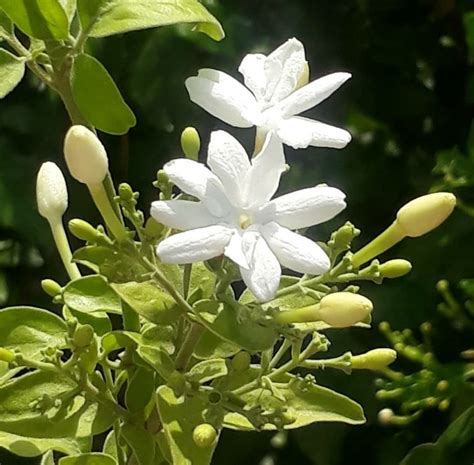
[
  {"left": 63, "top": 306, "right": 112, "bottom": 336},
  {"left": 0, "top": 306, "right": 67, "bottom": 359},
  {"left": 41, "top": 450, "right": 55, "bottom": 465},
  {"left": 156, "top": 385, "right": 218, "bottom": 465},
  {"left": 59, "top": 453, "right": 117, "bottom": 465},
  {"left": 0, "top": 49, "right": 25, "bottom": 98},
  {"left": 125, "top": 368, "right": 155, "bottom": 415},
  {"left": 187, "top": 358, "right": 228, "bottom": 384},
  {"left": 77, "top": 0, "right": 224, "bottom": 41},
  {"left": 63, "top": 276, "right": 122, "bottom": 315},
  {"left": 59, "top": 0, "right": 76, "bottom": 22},
  {"left": 102, "top": 431, "right": 118, "bottom": 461},
  {"left": 194, "top": 330, "right": 240, "bottom": 360},
  {"left": 121, "top": 423, "right": 156, "bottom": 465},
  {"left": 112, "top": 281, "right": 180, "bottom": 325},
  {"left": 0, "top": 0, "right": 69, "bottom": 39},
  {"left": 194, "top": 300, "right": 278, "bottom": 352},
  {"left": 71, "top": 53, "right": 136, "bottom": 135},
  {"left": 136, "top": 345, "right": 175, "bottom": 381},
  {"left": 0, "top": 10, "right": 13, "bottom": 36}
]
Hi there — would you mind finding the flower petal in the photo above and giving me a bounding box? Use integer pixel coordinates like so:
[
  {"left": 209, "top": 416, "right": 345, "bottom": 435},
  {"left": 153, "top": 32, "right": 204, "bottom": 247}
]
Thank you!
[
  {"left": 245, "top": 132, "right": 286, "bottom": 208},
  {"left": 163, "top": 158, "right": 230, "bottom": 217},
  {"left": 278, "top": 72, "right": 352, "bottom": 117},
  {"left": 207, "top": 131, "right": 250, "bottom": 208},
  {"left": 185, "top": 69, "right": 259, "bottom": 128},
  {"left": 261, "top": 222, "right": 330, "bottom": 274},
  {"left": 240, "top": 231, "right": 281, "bottom": 302},
  {"left": 224, "top": 230, "right": 249, "bottom": 269},
  {"left": 265, "top": 38, "right": 306, "bottom": 104},
  {"left": 238, "top": 53, "right": 267, "bottom": 100},
  {"left": 156, "top": 225, "right": 233, "bottom": 264},
  {"left": 261, "top": 184, "right": 346, "bottom": 230},
  {"left": 150, "top": 200, "right": 216, "bottom": 231},
  {"left": 276, "top": 116, "right": 352, "bottom": 149}
]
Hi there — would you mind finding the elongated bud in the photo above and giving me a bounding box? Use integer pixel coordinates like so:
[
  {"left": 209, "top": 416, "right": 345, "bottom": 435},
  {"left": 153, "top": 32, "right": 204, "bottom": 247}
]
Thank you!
[
  {"left": 69, "top": 219, "right": 101, "bottom": 242},
  {"left": 351, "top": 348, "right": 397, "bottom": 371},
  {"left": 379, "top": 259, "right": 412, "bottom": 278},
  {"left": 396, "top": 192, "right": 456, "bottom": 237},
  {"left": 64, "top": 125, "right": 108, "bottom": 184},
  {"left": 36, "top": 162, "right": 68, "bottom": 221},
  {"left": 181, "top": 127, "right": 201, "bottom": 161},
  {"left": 318, "top": 292, "right": 373, "bottom": 328},
  {"left": 193, "top": 424, "right": 217, "bottom": 448},
  {"left": 41, "top": 279, "right": 62, "bottom": 297},
  {"left": 0, "top": 347, "right": 15, "bottom": 363}
]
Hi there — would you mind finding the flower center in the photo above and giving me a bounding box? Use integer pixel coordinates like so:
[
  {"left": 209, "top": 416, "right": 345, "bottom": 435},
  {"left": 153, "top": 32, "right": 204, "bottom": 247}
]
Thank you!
[{"left": 239, "top": 214, "right": 252, "bottom": 229}]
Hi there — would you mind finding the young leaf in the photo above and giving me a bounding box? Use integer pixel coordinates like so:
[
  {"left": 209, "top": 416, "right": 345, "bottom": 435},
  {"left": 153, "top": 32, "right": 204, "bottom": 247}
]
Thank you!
[
  {"left": 71, "top": 53, "right": 136, "bottom": 135},
  {"left": 187, "top": 358, "right": 228, "bottom": 384},
  {"left": 59, "top": 453, "right": 118, "bottom": 465},
  {"left": 121, "top": 423, "right": 156, "bottom": 465},
  {"left": 194, "top": 330, "right": 240, "bottom": 360},
  {"left": 156, "top": 385, "right": 219, "bottom": 465},
  {"left": 125, "top": 368, "right": 155, "bottom": 415},
  {"left": 77, "top": 0, "right": 224, "bottom": 41},
  {"left": 63, "top": 275, "right": 122, "bottom": 315},
  {"left": 0, "top": 306, "right": 67, "bottom": 359},
  {"left": 0, "top": 49, "right": 25, "bottom": 98},
  {"left": 0, "top": 0, "right": 69, "bottom": 40}
]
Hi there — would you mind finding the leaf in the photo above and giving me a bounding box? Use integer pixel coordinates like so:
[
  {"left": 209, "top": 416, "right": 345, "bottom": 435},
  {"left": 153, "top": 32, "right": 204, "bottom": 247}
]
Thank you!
[
  {"left": 71, "top": 53, "right": 136, "bottom": 135},
  {"left": 194, "top": 300, "right": 278, "bottom": 352},
  {"left": 156, "top": 385, "right": 218, "bottom": 465},
  {"left": 77, "top": 0, "right": 224, "bottom": 41},
  {"left": 41, "top": 450, "right": 56, "bottom": 465},
  {"left": 121, "top": 423, "right": 156, "bottom": 465},
  {"left": 0, "top": 306, "right": 67, "bottom": 359},
  {"left": 63, "top": 306, "right": 112, "bottom": 336},
  {"left": 0, "top": 0, "right": 69, "bottom": 40},
  {"left": 0, "top": 9, "right": 13, "bottom": 35},
  {"left": 112, "top": 281, "right": 180, "bottom": 325},
  {"left": 136, "top": 345, "right": 175, "bottom": 381},
  {"left": 63, "top": 276, "right": 122, "bottom": 315},
  {"left": 194, "top": 330, "right": 240, "bottom": 360},
  {"left": 102, "top": 431, "right": 118, "bottom": 461},
  {"left": 59, "top": 453, "right": 118, "bottom": 465},
  {"left": 0, "top": 49, "right": 25, "bottom": 98},
  {"left": 59, "top": 0, "right": 76, "bottom": 22},
  {"left": 187, "top": 358, "right": 228, "bottom": 384},
  {"left": 125, "top": 368, "right": 155, "bottom": 415}
]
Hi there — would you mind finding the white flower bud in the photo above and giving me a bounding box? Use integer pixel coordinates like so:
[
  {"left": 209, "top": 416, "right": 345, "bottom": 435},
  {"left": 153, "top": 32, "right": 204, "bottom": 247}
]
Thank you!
[
  {"left": 318, "top": 292, "right": 373, "bottom": 328},
  {"left": 351, "top": 348, "right": 397, "bottom": 371},
  {"left": 64, "top": 125, "right": 108, "bottom": 184},
  {"left": 36, "top": 162, "right": 68, "bottom": 221},
  {"left": 396, "top": 192, "right": 456, "bottom": 238},
  {"left": 378, "top": 408, "right": 394, "bottom": 425}
]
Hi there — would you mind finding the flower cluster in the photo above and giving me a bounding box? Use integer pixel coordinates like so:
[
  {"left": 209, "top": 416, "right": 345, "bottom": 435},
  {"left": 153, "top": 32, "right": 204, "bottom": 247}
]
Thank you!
[{"left": 152, "top": 38, "right": 351, "bottom": 301}]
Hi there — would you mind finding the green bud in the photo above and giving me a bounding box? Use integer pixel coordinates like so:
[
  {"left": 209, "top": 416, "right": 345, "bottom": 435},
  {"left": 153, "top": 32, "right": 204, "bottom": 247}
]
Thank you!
[
  {"left": 41, "top": 279, "right": 62, "bottom": 297},
  {"left": 193, "top": 423, "right": 217, "bottom": 448},
  {"left": 118, "top": 183, "right": 135, "bottom": 202},
  {"left": 351, "top": 348, "right": 397, "bottom": 371},
  {"left": 0, "top": 348, "right": 15, "bottom": 363},
  {"left": 181, "top": 127, "right": 201, "bottom": 161},
  {"left": 436, "top": 380, "right": 449, "bottom": 392},
  {"left": 68, "top": 219, "right": 100, "bottom": 242},
  {"left": 73, "top": 324, "right": 94, "bottom": 349},
  {"left": 379, "top": 259, "right": 412, "bottom": 278},
  {"left": 231, "top": 351, "right": 251, "bottom": 372},
  {"left": 438, "top": 399, "right": 450, "bottom": 411},
  {"left": 330, "top": 222, "right": 360, "bottom": 250}
]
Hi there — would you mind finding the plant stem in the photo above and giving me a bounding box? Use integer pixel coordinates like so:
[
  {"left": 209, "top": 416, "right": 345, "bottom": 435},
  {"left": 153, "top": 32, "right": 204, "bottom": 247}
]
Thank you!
[
  {"left": 175, "top": 323, "right": 205, "bottom": 371},
  {"left": 49, "top": 218, "right": 81, "bottom": 280},
  {"left": 269, "top": 339, "right": 291, "bottom": 370}
]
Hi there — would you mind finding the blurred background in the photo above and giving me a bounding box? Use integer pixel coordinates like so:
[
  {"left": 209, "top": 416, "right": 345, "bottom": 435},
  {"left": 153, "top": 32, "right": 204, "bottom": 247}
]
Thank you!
[{"left": 1, "top": 0, "right": 473, "bottom": 464}]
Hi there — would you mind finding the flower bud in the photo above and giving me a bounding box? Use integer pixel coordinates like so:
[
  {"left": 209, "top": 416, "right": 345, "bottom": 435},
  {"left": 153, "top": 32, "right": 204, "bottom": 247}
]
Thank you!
[
  {"left": 318, "top": 292, "right": 373, "bottom": 328},
  {"left": 181, "top": 127, "right": 201, "bottom": 161},
  {"left": 41, "top": 279, "right": 62, "bottom": 297},
  {"left": 36, "top": 162, "right": 68, "bottom": 221},
  {"left": 379, "top": 259, "right": 412, "bottom": 279},
  {"left": 193, "top": 424, "right": 217, "bottom": 448},
  {"left": 396, "top": 192, "right": 456, "bottom": 238},
  {"left": 73, "top": 324, "right": 95, "bottom": 349},
  {"left": 64, "top": 125, "right": 108, "bottom": 184},
  {"left": 0, "top": 347, "right": 15, "bottom": 363},
  {"left": 68, "top": 219, "right": 100, "bottom": 242},
  {"left": 231, "top": 351, "right": 251, "bottom": 372},
  {"left": 378, "top": 408, "right": 394, "bottom": 425},
  {"left": 351, "top": 348, "right": 397, "bottom": 371}
]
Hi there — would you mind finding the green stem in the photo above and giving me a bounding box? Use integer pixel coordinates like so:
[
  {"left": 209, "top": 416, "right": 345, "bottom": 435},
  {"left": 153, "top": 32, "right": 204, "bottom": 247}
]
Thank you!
[
  {"left": 175, "top": 323, "right": 205, "bottom": 371},
  {"left": 269, "top": 339, "right": 291, "bottom": 370},
  {"left": 49, "top": 218, "right": 81, "bottom": 280},
  {"left": 183, "top": 264, "right": 192, "bottom": 300}
]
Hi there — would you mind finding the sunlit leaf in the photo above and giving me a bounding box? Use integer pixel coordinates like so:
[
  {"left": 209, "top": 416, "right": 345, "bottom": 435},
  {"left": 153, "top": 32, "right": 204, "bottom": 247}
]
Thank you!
[{"left": 0, "top": 49, "right": 25, "bottom": 98}]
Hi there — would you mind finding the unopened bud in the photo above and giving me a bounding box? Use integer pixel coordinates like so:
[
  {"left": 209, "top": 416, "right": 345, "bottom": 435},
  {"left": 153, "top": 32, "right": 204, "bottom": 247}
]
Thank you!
[
  {"left": 0, "top": 347, "right": 15, "bottom": 363},
  {"left": 64, "top": 125, "right": 108, "bottom": 184},
  {"left": 378, "top": 408, "right": 394, "bottom": 425},
  {"left": 36, "top": 162, "right": 68, "bottom": 221},
  {"left": 181, "top": 127, "right": 201, "bottom": 161},
  {"left": 351, "top": 348, "right": 397, "bottom": 371},
  {"left": 69, "top": 219, "right": 100, "bottom": 242},
  {"left": 379, "top": 259, "right": 412, "bottom": 279},
  {"left": 231, "top": 351, "right": 251, "bottom": 372},
  {"left": 396, "top": 192, "right": 456, "bottom": 238},
  {"left": 73, "top": 324, "right": 94, "bottom": 349},
  {"left": 193, "top": 424, "right": 217, "bottom": 448},
  {"left": 41, "top": 279, "right": 62, "bottom": 297},
  {"left": 318, "top": 292, "right": 373, "bottom": 328}
]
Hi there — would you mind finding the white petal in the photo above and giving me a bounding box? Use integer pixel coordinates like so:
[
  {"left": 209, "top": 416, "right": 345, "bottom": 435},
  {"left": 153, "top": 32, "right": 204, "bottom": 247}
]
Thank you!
[
  {"left": 261, "top": 222, "right": 330, "bottom": 274},
  {"left": 265, "top": 38, "right": 306, "bottom": 104},
  {"left": 278, "top": 72, "right": 352, "bottom": 117},
  {"left": 150, "top": 200, "right": 216, "bottom": 231},
  {"left": 263, "top": 185, "right": 346, "bottom": 229},
  {"left": 156, "top": 225, "right": 233, "bottom": 264},
  {"left": 224, "top": 230, "right": 249, "bottom": 269},
  {"left": 185, "top": 69, "right": 259, "bottom": 128},
  {"left": 276, "top": 116, "right": 352, "bottom": 149},
  {"left": 244, "top": 132, "right": 286, "bottom": 208},
  {"left": 207, "top": 131, "right": 250, "bottom": 208},
  {"left": 163, "top": 158, "right": 230, "bottom": 217},
  {"left": 238, "top": 53, "right": 267, "bottom": 100},
  {"left": 240, "top": 231, "right": 281, "bottom": 302}
]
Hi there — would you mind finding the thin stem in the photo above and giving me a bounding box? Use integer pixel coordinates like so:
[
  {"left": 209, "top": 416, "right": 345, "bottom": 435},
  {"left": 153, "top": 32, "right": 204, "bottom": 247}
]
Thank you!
[
  {"left": 175, "top": 323, "right": 205, "bottom": 371},
  {"left": 269, "top": 339, "right": 292, "bottom": 370},
  {"left": 49, "top": 218, "right": 81, "bottom": 280},
  {"left": 183, "top": 264, "right": 192, "bottom": 300}
]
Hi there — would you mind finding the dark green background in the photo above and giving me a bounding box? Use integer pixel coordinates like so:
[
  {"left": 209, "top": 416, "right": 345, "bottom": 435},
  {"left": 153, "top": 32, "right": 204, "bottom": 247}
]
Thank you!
[{"left": 1, "top": 0, "right": 473, "bottom": 464}]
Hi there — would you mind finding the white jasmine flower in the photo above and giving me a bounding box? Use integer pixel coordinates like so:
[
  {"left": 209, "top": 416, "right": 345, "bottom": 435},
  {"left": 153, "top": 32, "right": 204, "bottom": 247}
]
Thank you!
[
  {"left": 185, "top": 38, "right": 352, "bottom": 150},
  {"left": 151, "top": 131, "right": 346, "bottom": 302}
]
